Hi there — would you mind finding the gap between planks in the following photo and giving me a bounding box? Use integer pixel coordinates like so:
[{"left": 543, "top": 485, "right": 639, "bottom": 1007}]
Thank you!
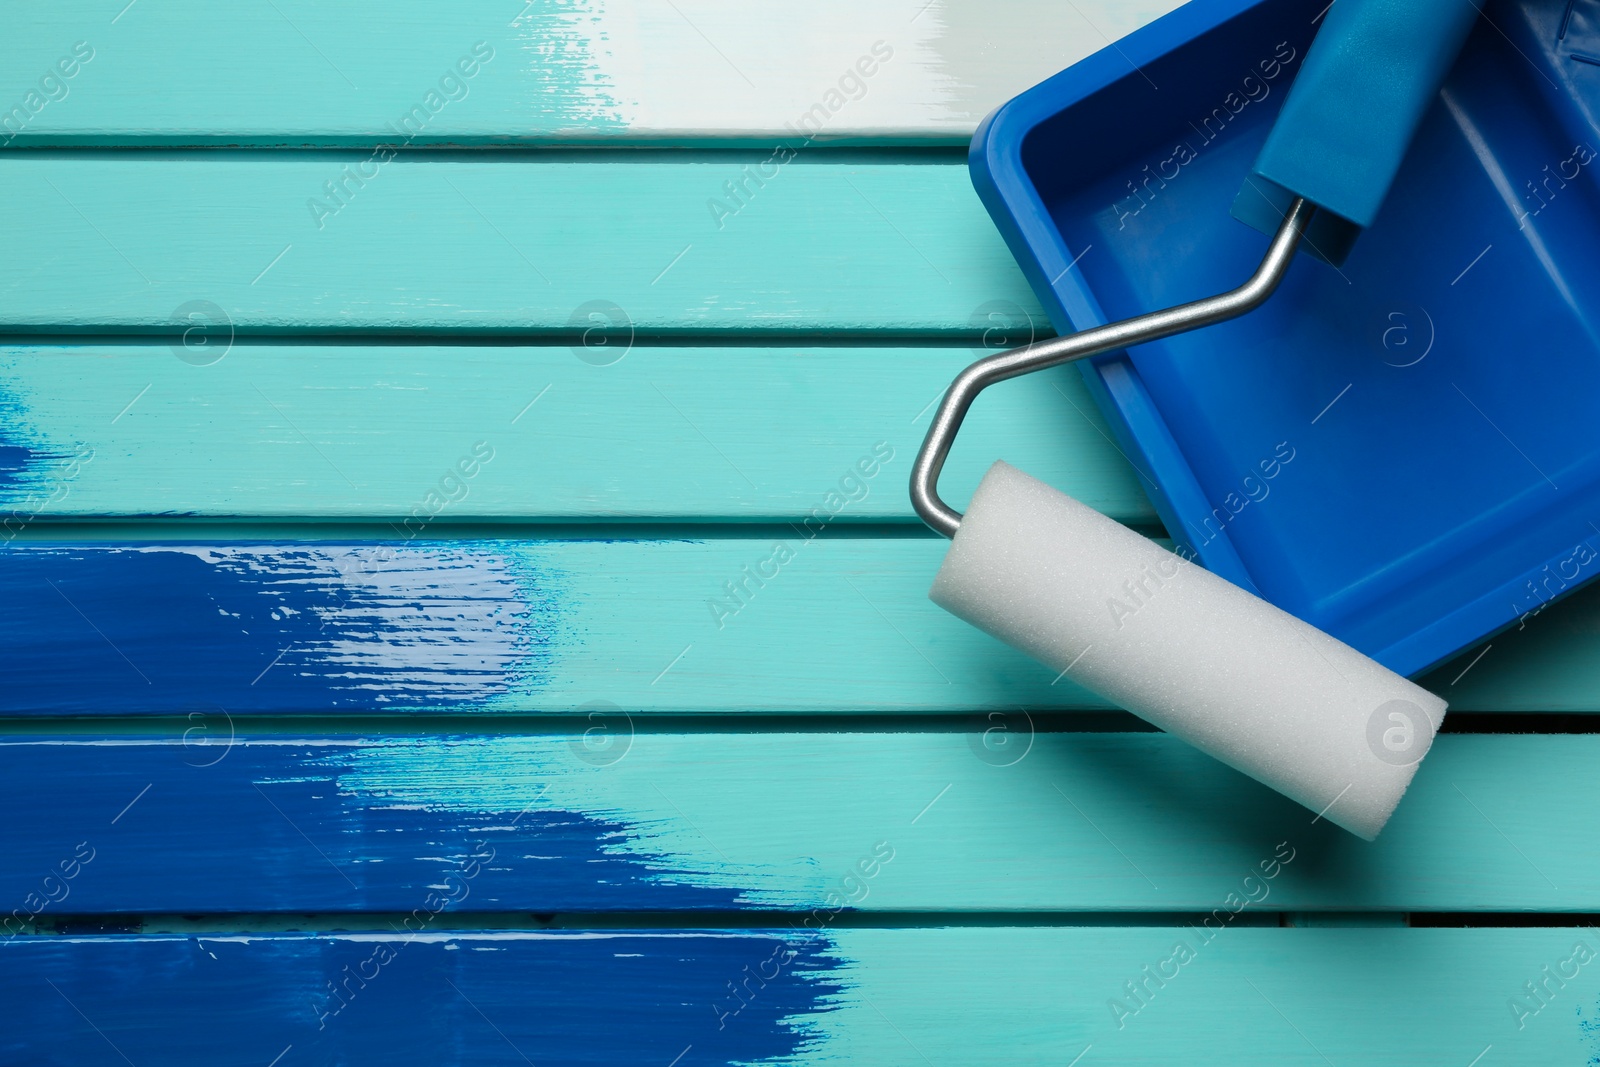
[
  {"left": 0, "top": 712, "right": 1592, "bottom": 736},
  {"left": 11, "top": 912, "right": 1592, "bottom": 936}
]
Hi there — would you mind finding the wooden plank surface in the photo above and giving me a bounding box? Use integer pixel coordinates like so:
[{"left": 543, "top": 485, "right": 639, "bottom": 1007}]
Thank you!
[
  {"left": 0, "top": 0, "right": 1183, "bottom": 146},
  {"left": 0, "top": 733, "right": 1593, "bottom": 914},
  {"left": 1419, "top": 578, "right": 1600, "bottom": 712},
  {"left": 0, "top": 157, "right": 1041, "bottom": 333},
  {"left": 3, "top": 537, "right": 1589, "bottom": 714},
  {"left": 0, "top": 537, "right": 1100, "bottom": 713},
  {"left": 0, "top": 344, "right": 1150, "bottom": 524},
  {"left": 7, "top": 8, "right": 1599, "bottom": 1065},
  {"left": 3, "top": 928, "right": 1591, "bottom": 1064}
]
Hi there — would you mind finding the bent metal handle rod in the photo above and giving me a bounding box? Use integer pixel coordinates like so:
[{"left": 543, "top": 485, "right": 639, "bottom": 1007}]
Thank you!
[{"left": 910, "top": 196, "right": 1314, "bottom": 539}]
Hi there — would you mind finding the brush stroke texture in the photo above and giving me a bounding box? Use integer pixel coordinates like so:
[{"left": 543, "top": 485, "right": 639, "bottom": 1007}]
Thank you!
[
  {"left": 0, "top": 538, "right": 1095, "bottom": 714},
  {"left": 2, "top": 931, "right": 843, "bottom": 1067},
  {"left": 0, "top": 544, "right": 565, "bottom": 712},
  {"left": 0, "top": 928, "right": 1591, "bottom": 1064},
  {"left": 4, "top": 538, "right": 1596, "bottom": 714},
  {"left": 0, "top": 734, "right": 1594, "bottom": 914}
]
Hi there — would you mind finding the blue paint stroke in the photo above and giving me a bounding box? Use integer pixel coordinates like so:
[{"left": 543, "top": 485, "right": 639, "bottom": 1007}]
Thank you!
[
  {"left": 0, "top": 739, "right": 846, "bottom": 1065},
  {"left": 0, "top": 740, "right": 817, "bottom": 912},
  {"left": 320, "top": 736, "right": 817, "bottom": 905},
  {"left": 0, "top": 383, "right": 79, "bottom": 503},
  {"left": 2, "top": 931, "right": 843, "bottom": 1066},
  {"left": 295, "top": 741, "right": 844, "bottom": 1064},
  {"left": 0, "top": 544, "right": 567, "bottom": 712}
]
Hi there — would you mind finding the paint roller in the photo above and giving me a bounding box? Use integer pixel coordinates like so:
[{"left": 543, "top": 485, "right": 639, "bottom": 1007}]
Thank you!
[{"left": 913, "top": 0, "right": 1481, "bottom": 840}]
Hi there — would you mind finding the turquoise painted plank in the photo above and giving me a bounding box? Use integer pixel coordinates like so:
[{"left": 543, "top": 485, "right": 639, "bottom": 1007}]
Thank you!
[
  {"left": 0, "top": 538, "right": 1590, "bottom": 713},
  {"left": 3, "top": 928, "right": 1594, "bottom": 1064},
  {"left": 1, "top": 734, "right": 1594, "bottom": 913},
  {"left": 0, "top": 0, "right": 1182, "bottom": 145},
  {"left": 805, "top": 927, "right": 1596, "bottom": 1064},
  {"left": 0, "top": 157, "right": 1041, "bottom": 333},
  {"left": 1422, "top": 575, "right": 1600, "bottom": 711},
  {"left": 0, "top": 343, "right": 1152, "bottom": 524}
]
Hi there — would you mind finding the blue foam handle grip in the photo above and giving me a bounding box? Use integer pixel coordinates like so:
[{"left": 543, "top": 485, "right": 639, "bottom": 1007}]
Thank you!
[{"left": 1233, "top": 0, "right": 1480, "bottom": 264}]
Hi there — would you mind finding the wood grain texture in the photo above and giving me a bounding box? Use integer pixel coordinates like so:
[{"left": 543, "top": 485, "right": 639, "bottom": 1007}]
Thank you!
[
  {"left": 3, "top": 928, "right": 1593, "bottom": 1064},
  {"left": 0, "top": 157, "right": 1041, "bottom": 333},
  {"left": 0, "top": 734, "right": 1593, "bottom": 914},
  {"left": 0, "top": 343, "right": 1152, "bottom": 523},
  {"left": 0, "top": 0, "right": 1183, "bottom": 146}
]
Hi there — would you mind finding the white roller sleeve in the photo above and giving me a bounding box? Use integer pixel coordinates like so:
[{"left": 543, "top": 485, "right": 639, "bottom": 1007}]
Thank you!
[{"left": 930, "top": 462, "right": 1447, "bottom": 840}]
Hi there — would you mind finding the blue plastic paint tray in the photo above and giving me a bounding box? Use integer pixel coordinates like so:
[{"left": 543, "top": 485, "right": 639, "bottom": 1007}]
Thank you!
[{"left": 970, "top": 0, "right": 1600, "bottom": 677}]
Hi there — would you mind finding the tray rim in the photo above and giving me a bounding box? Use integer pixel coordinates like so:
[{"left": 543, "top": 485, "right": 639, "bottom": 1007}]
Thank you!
[{"left": 964, "top": 0, "right": 1600, "bottom": 678}]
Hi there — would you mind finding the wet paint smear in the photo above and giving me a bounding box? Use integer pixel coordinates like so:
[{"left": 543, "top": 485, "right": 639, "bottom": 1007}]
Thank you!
[
  {"left": 0, "top": 739, "right": 847, "bottom": 1065},
  {"left": 0, "top": 544, "right": 567, "bottom": 713}
]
